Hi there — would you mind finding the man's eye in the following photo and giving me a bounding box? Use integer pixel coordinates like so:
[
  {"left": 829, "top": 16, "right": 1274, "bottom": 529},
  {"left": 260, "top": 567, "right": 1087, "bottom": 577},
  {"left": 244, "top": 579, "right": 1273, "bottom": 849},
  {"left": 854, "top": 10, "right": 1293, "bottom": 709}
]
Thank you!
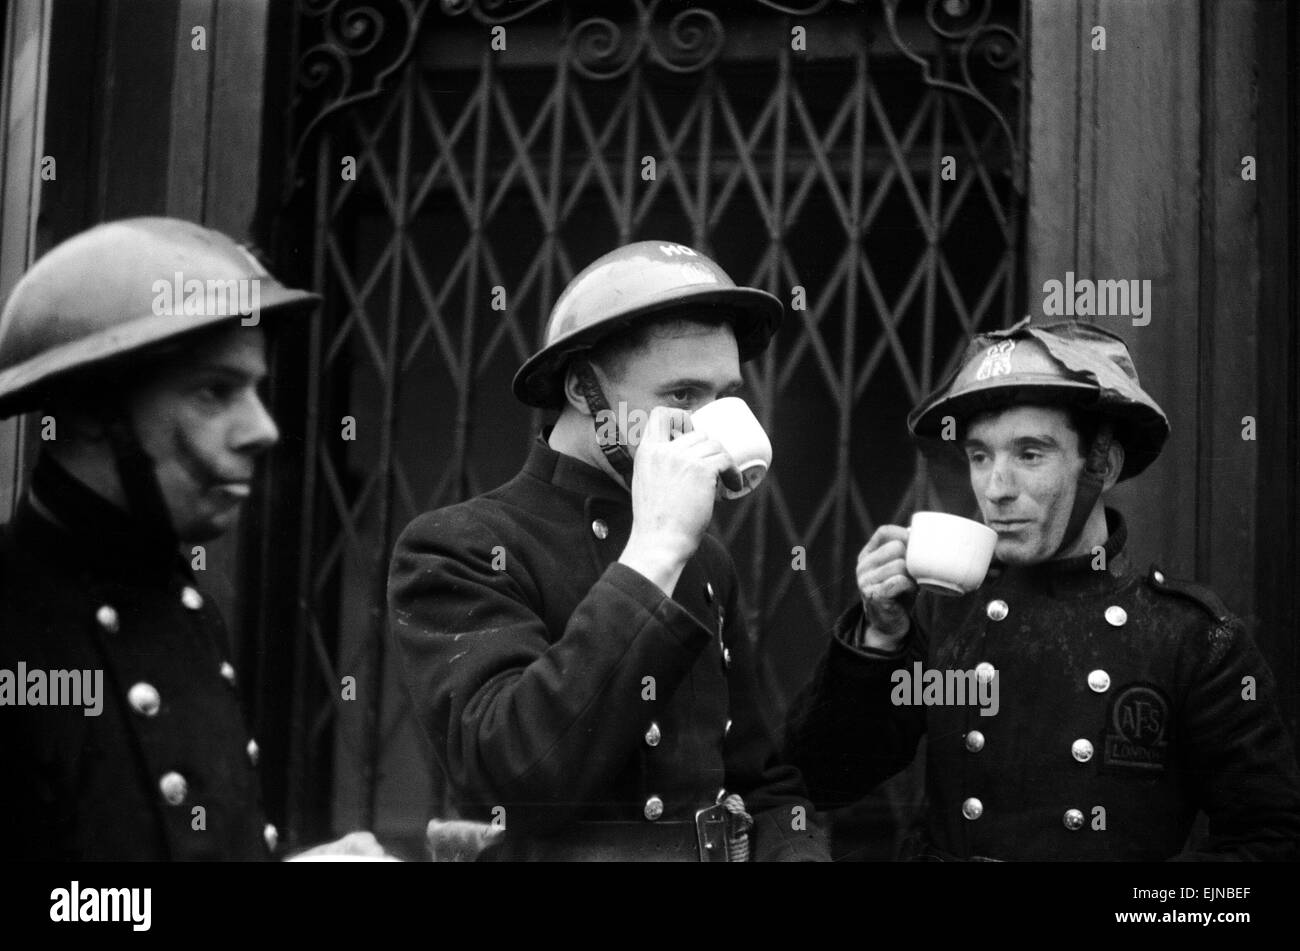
[
  {"left": 1019, "top": 450, "right": 1043, "bottom": 463},
  {"left": 967, "top": 452, "right": 988, "bottom": 465},
  {"left": 669, "top": 389, "right": 694, "bottom": 404},
  {"left": 198, "top": 382, "right": 236, "bottom": 404}
]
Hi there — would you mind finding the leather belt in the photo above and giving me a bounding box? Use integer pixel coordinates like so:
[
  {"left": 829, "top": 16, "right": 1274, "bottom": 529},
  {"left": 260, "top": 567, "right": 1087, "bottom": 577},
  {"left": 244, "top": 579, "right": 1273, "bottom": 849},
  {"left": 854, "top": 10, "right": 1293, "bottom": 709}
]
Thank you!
[
  {"left": 493, "top": 821, "right": 702, "bottom": 862},
  {"left": 487, "top": 804, "right": 742, "bottom": 862}
]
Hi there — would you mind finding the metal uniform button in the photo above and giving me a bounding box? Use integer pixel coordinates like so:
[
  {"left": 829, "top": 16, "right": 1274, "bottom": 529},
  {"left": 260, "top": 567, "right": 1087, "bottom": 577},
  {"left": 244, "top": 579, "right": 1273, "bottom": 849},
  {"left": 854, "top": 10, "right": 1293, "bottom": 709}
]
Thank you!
[
  {"left": 722, "top": 647, "right": 732, "bottom": 668},
  {"left": 724, "top": 718, "right": 733, "bottom": 738},
  {"left": 247, "top": 738, "right": 260, "bottom": 766},
  {"left": 1153, "top": 570, "right": 1165, "bottom": 584},
  {"left": 591, "top": 519, "right": 609, "bottom": 540},
  {"left": 704, "top": 581, "right": 714, "bottom": 603},
  {"left": 264, "top": 823, "right": 279, "bottom": 852},
  {"left": 644, "top": 722, "right": 661, "bottom": 747},
  {"left": 220, "top": 661, "right": 237, "bottom": 685},
  {"left": 961, "top": 797, "right": 983, "bottom": 821},
  {"left": 985, "top": 599, "right": 1009, "bottom": 622},
  {"left": 181, "top": 586, "right": 204, "bottom": 611},
  {"left": 1071, "top": 738, "right": 1094, "bottom": 763},
  {"left": 1063, "top": 808, "right": 1085, "bottom": 831},
  {"left": 128, "top": 682, "right": 161, "bottom": 718},
  {"left": 1104, "top": 605, "right": 1128, "bottom": 627},
  {"left": 95, "top": 605, "right": 120, "bottom": 633},
  {"left": 964, "top": 730, "right": 985, "bottom": 753},
  {"left": 643, "top": 796, "right": 664, "bottom": 821},
  {"left": 975, "top": 661, "right": 996, "bottom": 685},
  {"left": 159, "top": 771, "right": 188, "bottom": 806},
  {"left": 1087, "top": 669, "right": 1111, "bottom": 693}
]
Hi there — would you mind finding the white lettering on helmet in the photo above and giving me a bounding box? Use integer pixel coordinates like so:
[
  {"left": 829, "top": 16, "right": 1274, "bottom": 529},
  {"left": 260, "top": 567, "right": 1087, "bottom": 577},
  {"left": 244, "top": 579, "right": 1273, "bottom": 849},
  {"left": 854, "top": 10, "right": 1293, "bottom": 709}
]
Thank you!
[
  {"left": 658, "top": 243, "right": 697, "bottom": 258},
  {"left": 975, "top": 340, "right": 1016, "bottom": 381}
]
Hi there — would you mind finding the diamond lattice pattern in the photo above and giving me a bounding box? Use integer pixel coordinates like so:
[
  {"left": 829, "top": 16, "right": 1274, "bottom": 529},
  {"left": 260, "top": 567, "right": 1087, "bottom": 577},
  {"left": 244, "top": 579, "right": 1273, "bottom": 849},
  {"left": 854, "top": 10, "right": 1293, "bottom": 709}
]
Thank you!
[{"left": 300, "top": 15, "right": 1021, "bottom": 837}]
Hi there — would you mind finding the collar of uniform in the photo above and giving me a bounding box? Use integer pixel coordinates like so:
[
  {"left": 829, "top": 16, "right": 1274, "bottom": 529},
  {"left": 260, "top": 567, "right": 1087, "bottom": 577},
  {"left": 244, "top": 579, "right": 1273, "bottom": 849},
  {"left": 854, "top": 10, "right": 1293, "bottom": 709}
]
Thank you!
[
  {"left": 15, "top": 453, "right": 184, "bottom": 584},
  {"left": 523, "top": 428, "right": 630, "bottom": 504},
  {"left": 986, "top": 507, "right": 1130, "bottom": 597}
]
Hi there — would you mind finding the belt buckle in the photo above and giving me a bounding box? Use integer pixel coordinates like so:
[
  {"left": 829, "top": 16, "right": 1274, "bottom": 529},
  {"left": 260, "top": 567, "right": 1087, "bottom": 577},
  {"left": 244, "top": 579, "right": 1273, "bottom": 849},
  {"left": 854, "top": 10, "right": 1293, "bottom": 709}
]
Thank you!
[{"left": 694, "top": 803, "right": 730, "bottom": 862}]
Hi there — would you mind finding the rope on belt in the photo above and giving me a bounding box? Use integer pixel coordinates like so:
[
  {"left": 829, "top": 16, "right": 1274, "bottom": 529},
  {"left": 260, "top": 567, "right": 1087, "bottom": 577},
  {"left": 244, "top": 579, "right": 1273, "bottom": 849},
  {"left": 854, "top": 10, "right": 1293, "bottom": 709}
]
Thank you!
[{"left": 720, "top": 793, "right": 753, "bottom": 862}]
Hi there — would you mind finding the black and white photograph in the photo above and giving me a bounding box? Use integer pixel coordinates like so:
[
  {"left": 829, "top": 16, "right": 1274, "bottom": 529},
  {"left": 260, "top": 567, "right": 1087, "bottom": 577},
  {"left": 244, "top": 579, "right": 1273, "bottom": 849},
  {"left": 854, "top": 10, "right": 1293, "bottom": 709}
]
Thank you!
[{"left": 0, "top": 0, "right": 1296, "bottom": 934}]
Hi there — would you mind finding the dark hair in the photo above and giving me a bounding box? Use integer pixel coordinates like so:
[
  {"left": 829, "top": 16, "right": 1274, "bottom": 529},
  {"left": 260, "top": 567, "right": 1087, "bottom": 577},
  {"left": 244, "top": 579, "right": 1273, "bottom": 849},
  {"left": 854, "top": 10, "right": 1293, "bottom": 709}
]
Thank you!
[
  {"left": 962, "top": 402, "right": 1104, "bottom": 457},
  {"left": 1065, "top": 406, "right": 1103, "bottom": 455}
]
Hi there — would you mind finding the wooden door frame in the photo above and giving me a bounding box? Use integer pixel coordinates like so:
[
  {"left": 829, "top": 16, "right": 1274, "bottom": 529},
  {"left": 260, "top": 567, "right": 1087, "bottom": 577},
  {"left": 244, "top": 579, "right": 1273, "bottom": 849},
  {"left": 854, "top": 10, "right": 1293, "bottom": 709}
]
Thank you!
[{"left": 1027, "top": 0, "right": 1298, "bottom": 742}]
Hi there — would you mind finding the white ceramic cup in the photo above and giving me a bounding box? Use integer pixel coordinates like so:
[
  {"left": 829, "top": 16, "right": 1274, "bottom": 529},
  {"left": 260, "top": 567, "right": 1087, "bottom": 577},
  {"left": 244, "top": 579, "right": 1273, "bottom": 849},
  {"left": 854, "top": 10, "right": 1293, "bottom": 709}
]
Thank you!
[
  {"left": 905, "top": 511, "right": 998, "bottom": 596},
  {"left": 689, "top": 397, "right": 773, "bottom": 500}
]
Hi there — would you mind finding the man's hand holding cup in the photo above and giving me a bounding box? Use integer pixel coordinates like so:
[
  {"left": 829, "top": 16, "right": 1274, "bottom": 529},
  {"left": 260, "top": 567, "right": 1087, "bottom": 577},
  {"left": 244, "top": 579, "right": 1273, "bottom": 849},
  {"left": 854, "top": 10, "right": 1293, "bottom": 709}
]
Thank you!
[
  {"left": 857, "top": 512, "right": 999, "bottom": 650},
  {"left": 620, "top": 406, "right": 737, "bottom": 596},
  {"left": 856, "top": 525, "right": 918, "bottom": 650}
]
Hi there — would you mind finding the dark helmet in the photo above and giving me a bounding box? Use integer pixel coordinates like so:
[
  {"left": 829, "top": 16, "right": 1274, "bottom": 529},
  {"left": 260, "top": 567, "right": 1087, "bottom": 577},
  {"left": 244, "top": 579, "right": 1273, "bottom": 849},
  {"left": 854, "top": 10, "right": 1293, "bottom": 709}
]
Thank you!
[
  {"left": 513, "top": 241, "right": 782, "bottom": 407},
  {"left": 908, "top": 318, "right": 1169, "bottom": 480},
  {"left": 0, "top": 217, "right": 319, "bottom": 418}
]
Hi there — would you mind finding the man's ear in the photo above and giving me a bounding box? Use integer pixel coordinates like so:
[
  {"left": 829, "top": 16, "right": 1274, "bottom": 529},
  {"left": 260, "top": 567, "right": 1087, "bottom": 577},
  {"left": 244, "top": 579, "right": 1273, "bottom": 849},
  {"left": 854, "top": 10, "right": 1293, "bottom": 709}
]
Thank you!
[
  {"left": 1101, "top": 439, "right": 1125, "bottom": 492},
  {"left": 562, "top": 360, "right": 594, "bottom": 416}
]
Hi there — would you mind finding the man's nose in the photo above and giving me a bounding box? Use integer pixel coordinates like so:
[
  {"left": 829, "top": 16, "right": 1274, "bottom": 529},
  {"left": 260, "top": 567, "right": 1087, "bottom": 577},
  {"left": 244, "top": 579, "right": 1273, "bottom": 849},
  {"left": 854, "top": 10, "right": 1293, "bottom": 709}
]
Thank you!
[
  {"left": 233, "top": 391, "right": 279, "bottom": 455},
  {"left": 982, "top": 457, "right": 1017, "bottom": 503}
]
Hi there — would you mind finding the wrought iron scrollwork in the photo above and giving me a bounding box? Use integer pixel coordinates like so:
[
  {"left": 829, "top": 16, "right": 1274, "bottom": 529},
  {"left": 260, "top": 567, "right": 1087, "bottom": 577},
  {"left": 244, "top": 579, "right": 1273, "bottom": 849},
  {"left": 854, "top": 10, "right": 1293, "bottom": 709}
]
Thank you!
[
  {"left": 443, "top": 0, "right": 725, "bottom": 79},
  {"left": 289, "top": 0, "right": 431, "bottom": 184},
  {"left": 443, "top": 0, "right": 841, "bottom": 20},
  {"left": 752, "top": 0, "right": 838, "bottom": 14},
  {"left": 881, "top": 0, "right": 1023, "bottom": 184},
  {"left": 641, "top": 4, "right": 725, "bottom": 76},
  {"left": 438, "top": 0, "right": 556, "bottom": 23},
  {"left": 573, "top": 1, "right": 724, "bottom": 79},
  {"left": 289, "top": 0, "right": 1023, "bottom": 176}
]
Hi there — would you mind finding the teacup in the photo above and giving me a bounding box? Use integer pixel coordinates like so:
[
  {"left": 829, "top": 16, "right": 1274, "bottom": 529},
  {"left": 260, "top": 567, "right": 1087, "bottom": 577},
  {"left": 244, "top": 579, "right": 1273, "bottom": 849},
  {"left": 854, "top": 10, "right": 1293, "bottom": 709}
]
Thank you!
[
  {"left": 689, "top": 397, "right": 773, "bottom": 500},
  {"left": 905, "top": 511, "right": 997, "bottom": 596}
]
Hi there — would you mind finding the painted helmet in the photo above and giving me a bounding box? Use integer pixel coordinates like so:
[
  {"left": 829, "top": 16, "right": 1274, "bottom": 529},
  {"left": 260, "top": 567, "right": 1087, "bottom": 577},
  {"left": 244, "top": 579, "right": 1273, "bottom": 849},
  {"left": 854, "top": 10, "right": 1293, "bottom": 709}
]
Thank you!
[
  {"left": 513, "top": 240, "right": 782, "bottom": 407},
  {"left": 908, "top": 318, "right": 1169, "bottom": 480},
  {"left": 0, "top": 217, "right": 319, "bottom": 418}
]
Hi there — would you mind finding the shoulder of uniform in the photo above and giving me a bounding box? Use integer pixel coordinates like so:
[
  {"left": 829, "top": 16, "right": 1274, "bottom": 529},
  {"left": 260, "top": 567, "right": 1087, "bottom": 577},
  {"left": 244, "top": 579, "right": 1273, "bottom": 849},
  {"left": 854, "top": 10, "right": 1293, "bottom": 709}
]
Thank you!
[
  {"left": 1144, "top": 565, "right": 1232, "bottom": 623},
  {"left": 393, "top": 497, "right": 509, "bottom": 560}
]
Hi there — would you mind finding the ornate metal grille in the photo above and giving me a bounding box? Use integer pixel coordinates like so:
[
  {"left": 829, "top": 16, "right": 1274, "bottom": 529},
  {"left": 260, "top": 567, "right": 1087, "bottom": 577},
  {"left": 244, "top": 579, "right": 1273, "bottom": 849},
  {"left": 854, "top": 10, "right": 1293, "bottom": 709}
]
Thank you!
[{"left": 263, "top": 0, "right": 1024, "bottom": 851}]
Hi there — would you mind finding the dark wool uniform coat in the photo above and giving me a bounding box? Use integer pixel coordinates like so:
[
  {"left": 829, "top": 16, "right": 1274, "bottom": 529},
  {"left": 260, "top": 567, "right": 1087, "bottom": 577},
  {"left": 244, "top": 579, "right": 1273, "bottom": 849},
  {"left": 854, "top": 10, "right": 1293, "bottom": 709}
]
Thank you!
[
  {"left": 0, "top": 457, "right": 273, "bottom": 860},
  {"left": 786, "top": 510, "right": 1300, "bottom": 860},
  {"left": 388, "top": 436, "right": 828, "bottom": 861}
]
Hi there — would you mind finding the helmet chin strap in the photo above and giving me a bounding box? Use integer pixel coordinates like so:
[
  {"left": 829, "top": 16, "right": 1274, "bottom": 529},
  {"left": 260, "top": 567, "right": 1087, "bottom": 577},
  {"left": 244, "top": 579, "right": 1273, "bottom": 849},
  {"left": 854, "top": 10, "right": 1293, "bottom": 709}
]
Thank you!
[
  {"left": 572, "top": 360, "right": 636, "bottom": 484},
  {"left": 101, "top": 408, "right": 180, "bottom": 552},
  {"left": 1053, "top": 422, "right": 1114, "bottom": 559}
]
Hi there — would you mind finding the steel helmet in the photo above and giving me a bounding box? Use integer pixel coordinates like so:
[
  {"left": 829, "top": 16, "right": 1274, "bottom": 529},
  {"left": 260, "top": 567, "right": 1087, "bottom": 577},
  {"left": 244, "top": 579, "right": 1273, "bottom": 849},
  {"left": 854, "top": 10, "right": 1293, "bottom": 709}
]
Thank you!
[
  {"left": 908, "top": 318, "right": 1169, "bottom": 480},
  {"left": 0, "top": 217, "right": 320, "bottom": 418},
  {"left": 513, "top": 241, "right": 783, "bottom": 407}
]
